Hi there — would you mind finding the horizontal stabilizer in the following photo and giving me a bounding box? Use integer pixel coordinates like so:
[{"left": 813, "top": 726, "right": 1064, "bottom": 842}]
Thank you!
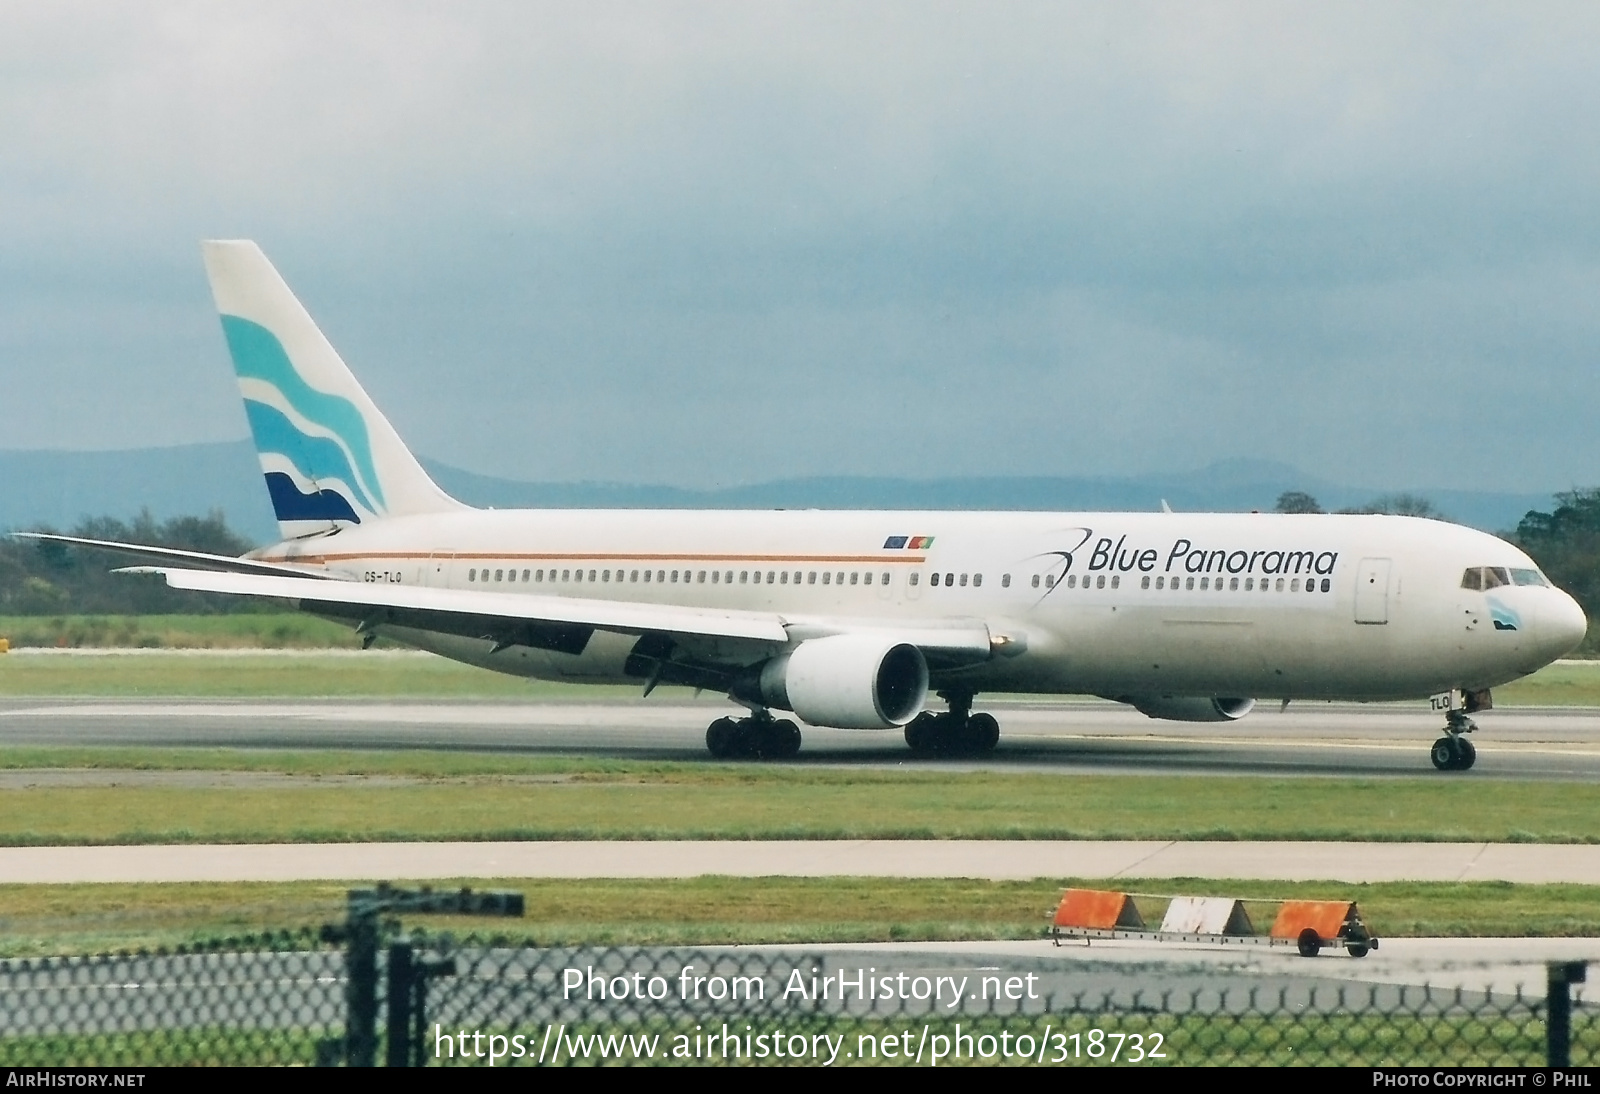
[{"left": 10, "top": 532, "right": 341, "bottom": 580}]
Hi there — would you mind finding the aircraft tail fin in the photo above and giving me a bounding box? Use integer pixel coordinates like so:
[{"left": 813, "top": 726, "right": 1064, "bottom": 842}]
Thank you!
[{"left": 201, "top": 240, "right": 466, "bottom": 539}]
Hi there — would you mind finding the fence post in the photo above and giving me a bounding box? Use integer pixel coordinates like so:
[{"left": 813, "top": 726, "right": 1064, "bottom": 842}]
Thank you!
[
  {"left": 1548, "top": 961, "right": 1587, "bottom": 1067},
  {"left": 345, "top": 895, "right": 381, "bottom": 1068},
  {"left": 386, "top": 942, "right": 415, "bottom": 1068}
]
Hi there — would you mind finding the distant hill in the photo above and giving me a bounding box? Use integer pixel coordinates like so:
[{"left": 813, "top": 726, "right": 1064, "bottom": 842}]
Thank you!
[{"left": 0, "top": 443, "right": 1557, "bottom": 546}]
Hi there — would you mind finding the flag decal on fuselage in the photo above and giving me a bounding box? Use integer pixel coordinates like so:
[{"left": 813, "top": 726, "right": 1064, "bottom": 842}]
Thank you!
[{"left": 883, "top": 535, "right": 934, "bottom": 550}]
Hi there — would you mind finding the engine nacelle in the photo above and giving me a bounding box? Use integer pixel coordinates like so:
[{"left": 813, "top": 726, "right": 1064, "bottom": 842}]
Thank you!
[
  {"left": 1122, "top": 695, "right": 1256, "bottom": 723},
  {"left": 758, "top": 635, "right": 928, "bottom": 729}
]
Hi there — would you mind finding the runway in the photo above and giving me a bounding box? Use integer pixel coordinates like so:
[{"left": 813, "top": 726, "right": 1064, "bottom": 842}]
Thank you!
[
  {"left": 6, "top": 838, "right": 1600, "bottom": 884},
  {"left": 3, "top": 695, "right": 1600, "bottom": 779}
]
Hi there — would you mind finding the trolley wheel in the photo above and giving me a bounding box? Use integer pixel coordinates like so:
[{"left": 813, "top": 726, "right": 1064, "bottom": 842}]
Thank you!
[
  {"left": 1346, "top": 942, "right": 1370, "bottom": 958},
  {"left": 1297, "top": 928, "right": 1321, "bottom": 958}
]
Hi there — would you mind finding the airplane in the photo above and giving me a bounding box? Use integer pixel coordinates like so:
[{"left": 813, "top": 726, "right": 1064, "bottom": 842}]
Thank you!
[{"left": 19, "top": 240, "right": 1588, "bottom": 770}]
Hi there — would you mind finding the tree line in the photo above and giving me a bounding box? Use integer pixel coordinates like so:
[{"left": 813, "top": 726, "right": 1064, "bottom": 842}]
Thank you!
[{"left": 0, "top": 511, "right": 274, "bottom": 616}]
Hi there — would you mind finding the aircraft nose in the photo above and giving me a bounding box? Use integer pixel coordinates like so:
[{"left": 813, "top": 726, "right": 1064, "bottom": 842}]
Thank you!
[{"left": 1540, "top": 591, "right": 1588, "bottom": 658}]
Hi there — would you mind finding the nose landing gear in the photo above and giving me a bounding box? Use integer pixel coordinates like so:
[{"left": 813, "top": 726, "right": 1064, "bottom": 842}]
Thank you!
[
  {"left": 904, "top": 689, "right": 1000, "bottom": 756},
  {"left": 705, "top": 713, "right": 803, "bottom": 759},
  {"left": 1430, "top": 710, "right": 1478, "bottom": 771}
]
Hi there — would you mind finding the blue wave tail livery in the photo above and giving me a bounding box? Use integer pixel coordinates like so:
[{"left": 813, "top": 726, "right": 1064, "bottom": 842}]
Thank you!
[{"left": 18, "top": 241, "right": 1588, "bottom": 769}]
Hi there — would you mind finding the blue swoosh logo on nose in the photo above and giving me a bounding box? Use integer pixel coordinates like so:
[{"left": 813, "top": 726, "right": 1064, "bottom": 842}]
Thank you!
[{"left": 1486, "top": 596, "right": 1521, "bottom": 632}]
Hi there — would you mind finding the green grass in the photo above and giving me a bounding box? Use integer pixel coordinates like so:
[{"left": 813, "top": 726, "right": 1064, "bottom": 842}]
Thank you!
[
  {"left": 0, "top": 750, "right": 1596, "bottom": 843},
  {"left": 0, "top": 648, "right": 645, "bottom": 697},
  {"left": 0, "top": 613, "right": 359, "bottom": 649},
  {"left": 5, "top": 876, "right": 1600, "bottom": 957},
  {"left": 2, "top": 622, "right": 1600, "bottom": 702}
]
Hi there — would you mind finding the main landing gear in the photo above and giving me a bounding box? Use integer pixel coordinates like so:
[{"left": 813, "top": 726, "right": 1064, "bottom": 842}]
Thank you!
[
  {"left": 904, "top": 690, "right": 1000, "bottom": 756},
  {"left": 705, "top": 714, "right": 802, "bottom": 760},
  {"left": 1430, "top": 710, "right": 1478, "bottom": 772}
]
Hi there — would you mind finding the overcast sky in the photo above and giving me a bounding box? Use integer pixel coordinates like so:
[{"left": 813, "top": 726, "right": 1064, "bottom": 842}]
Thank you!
[{"left": 1, "top": 3, "right": 1597, "bottom": 492}]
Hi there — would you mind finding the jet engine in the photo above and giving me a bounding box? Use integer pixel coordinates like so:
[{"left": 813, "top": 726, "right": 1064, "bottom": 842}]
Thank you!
[
  {"left": 758, "top": 635, "right": 929, "bottom": 729},
  {"left": 1121, "top": 695, "right": 1256, "bottom": 723}
]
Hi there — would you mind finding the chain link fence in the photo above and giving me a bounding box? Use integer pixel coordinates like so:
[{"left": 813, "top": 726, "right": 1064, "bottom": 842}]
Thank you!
[{"left": 0, "top": 928, "right": 1594, "bottom": 1066}]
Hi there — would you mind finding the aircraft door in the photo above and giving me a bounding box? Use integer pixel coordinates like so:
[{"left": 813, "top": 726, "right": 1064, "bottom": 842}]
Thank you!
[{"left": 1354, "top": 558, "right": 1391, "bottom": 624}]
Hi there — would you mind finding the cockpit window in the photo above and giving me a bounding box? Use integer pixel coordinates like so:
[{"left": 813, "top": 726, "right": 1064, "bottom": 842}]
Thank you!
[
  {"left": 1510, "top": 568, "right": 1550, "bottom": 587},
  {"left": 1461, "top": 566, "right": 1512, "bottom": 590}
]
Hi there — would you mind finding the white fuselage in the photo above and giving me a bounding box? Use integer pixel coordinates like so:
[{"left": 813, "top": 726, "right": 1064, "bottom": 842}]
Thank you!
[{"left": 254, "top": 508, "right": 1586, "bottom": 703}]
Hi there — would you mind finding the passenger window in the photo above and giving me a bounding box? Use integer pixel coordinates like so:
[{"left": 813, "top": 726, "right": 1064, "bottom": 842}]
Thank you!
[
  {"left": 1110, "top": 575, "right": 1119, "bottom": 589},
  {"left": 1097, "top": 575, "right": 1106, "bottom": 589},
  {"left": 602, "top": 570, "right": 610, "bottom": 582},
  {"left": 909, "top": 573, "right": 918, "bottom": 587},
  {"left": 1321, "top": 578, "right": 1331, "bottom": 592},
  {"left": 781, "top": 572, "right": 789, "bottom": 584},
  {"left": 587, "top": 570, "right": 595, "bottom": 582},
  {"left": 836, "top": 572, "right": 844, "bottom": 585},
  {"left": 1067, "top": 575, "right": 1076, "bottom": 588},
  {"left": 1155, "top": 576, "right": 1164, "bottom": 589},
  {"left": 1243, "top": 577, "right": 1252, "bottom": 591},
  {"left": 658, "top": 571, "right": 666, "bottom": 583},
  {"left": 1046, "top": 575, "right": 1056, "bottom": 588},
  {"left": 973, "top": 574, "right": 982, "bottom": 588},
  {"left": 807, "top": 572, "right": 816, "bottom": 585},
  {"left": 630, "top": 570, "right": 638, "bottom": 582},
  {"left": 642, "top": 570, "right": 650, "bottom": 583},
  {"left": 822, "top": 572, "right": 831, "bottom": 585},
  {"left": 1186, "top": 577, "right": 1195, "bottom": 590},
  {"left": 1031, "top": 575, "right": 1040, "bottom": 588},
  {"left": 881, "top": 573, "right": 889, "bottom": 585},
  {"left": 770, "top": 572, "right": 777, "bottom": 584},
  {"left": 959, "top": 574, "right": 968, "bottom": 587},
  {"left": 1229, "top": 578, "right": 1238, "bottom": 590},
  {"left": 698, "top": 571, "right": 706, "bottom": 583},
  {"left": 671, "top": 571, "right": 679, "bottom": 583},
  {"left": 1291, "top": 578, "right": 1301, "bottom": 592},
  {"left": 1001, "top": 574, "right": 1011, "bottom": 588},
  {"left": 1199, "top": 577, "right": 1208, "bottom": 590},
  {"left": 1275, "top": 578, "right": 1285, "bottom": 591},
  {"left": 849, "top": 572, "right": 858, "bottom": 585},
  {"left": 946, "top": 573, "right": 954, "bottom": 586},
  {"left": 1141, "top": 576, "right": 1150, "bottom": 589}
]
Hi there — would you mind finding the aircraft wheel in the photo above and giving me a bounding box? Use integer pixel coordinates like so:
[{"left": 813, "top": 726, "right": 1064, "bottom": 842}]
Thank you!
[
  {"left": 1430, "top": 737, "right": 1458, "bottom": 771},
  {"left": 706, "top": 717, "right": 739, "bottom": 758},
  {"left": 1456, "top": 738, "right": 1477, "bottom": 770},
  {"left": 904, "top": 713, "right": 937, "bottom": 753},
  {"left": 967, "top": 713, "right": 1000, "bottom": 752},
  {"left": 772, "top": 719, "right": 802, "bottom": 759}
]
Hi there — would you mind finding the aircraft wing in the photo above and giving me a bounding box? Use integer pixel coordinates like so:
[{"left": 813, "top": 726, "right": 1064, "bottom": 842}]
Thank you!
[
  {"left": 136, "top": 566, "right": 995, "bottom": 665},
  {"left": 147, "top": 567, "right": 789, "bottom": 646}
]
